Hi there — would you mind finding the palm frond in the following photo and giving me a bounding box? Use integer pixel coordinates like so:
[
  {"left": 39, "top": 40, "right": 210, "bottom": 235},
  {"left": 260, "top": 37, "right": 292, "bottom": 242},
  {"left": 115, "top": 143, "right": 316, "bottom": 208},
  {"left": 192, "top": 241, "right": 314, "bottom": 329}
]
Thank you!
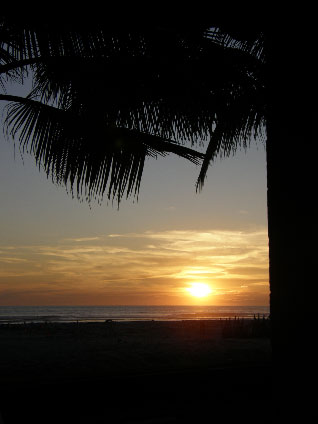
[
  {"left": 196, "top": 91, "right": 266, "bottom": 190},
  {"left": 3, "top": 97, "right": 204, "bottom": 204},
  {"left": 1, "top": 17, "right": 266, "bottom": 202},
  {"left": 28, "top": 27, "right": 264, "bottom": 141}
]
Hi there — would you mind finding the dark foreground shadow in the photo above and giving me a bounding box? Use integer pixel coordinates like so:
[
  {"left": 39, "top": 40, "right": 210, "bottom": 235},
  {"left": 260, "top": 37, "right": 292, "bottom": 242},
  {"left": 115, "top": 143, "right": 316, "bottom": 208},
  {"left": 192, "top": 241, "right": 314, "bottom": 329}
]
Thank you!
[{"left": 0, "top": 365, "right": 272, "bottom": 423}]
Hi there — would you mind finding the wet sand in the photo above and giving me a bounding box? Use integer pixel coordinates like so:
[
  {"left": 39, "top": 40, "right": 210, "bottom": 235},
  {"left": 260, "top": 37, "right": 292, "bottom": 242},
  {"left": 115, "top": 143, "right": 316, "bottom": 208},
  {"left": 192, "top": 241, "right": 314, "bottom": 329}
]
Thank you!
[{"left": 0, "top": 320, "right": 272, "bottom": 422}]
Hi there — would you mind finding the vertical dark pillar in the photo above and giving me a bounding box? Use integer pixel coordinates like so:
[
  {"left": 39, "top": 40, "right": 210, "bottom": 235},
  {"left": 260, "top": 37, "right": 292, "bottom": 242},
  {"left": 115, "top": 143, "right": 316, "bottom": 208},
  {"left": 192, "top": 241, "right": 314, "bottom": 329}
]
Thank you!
[{"left": 266, "top": 22, "right": 314, "bottom": 418}]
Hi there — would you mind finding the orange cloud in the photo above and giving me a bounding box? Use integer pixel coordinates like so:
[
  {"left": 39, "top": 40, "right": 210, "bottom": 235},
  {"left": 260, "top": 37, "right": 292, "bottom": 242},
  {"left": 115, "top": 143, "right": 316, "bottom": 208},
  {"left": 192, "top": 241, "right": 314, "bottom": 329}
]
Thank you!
[{"left": 0, "top": 229, "right": 269, "bottom": 305}]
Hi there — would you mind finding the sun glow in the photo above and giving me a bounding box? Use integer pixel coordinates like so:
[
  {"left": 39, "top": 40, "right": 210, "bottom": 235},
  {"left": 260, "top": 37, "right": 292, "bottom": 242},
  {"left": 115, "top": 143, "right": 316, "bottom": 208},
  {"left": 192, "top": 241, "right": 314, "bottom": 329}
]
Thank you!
[{"left": 186, "top": 282, "right": 213, "bottom": 298}]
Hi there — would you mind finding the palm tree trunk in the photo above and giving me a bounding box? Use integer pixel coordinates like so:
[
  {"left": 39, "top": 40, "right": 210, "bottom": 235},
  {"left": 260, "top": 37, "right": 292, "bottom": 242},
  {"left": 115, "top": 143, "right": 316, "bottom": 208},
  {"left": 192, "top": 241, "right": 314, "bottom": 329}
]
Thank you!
[{"left": 266, "top": 25, "right": 314, "bottom": 418}]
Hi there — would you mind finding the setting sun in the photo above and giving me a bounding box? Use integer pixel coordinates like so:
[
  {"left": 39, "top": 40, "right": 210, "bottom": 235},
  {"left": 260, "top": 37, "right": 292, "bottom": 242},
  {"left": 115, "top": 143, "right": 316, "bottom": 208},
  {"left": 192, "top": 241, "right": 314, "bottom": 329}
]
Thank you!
[{"left": 186, "top": 283, "right": 213, "bottom": 298}]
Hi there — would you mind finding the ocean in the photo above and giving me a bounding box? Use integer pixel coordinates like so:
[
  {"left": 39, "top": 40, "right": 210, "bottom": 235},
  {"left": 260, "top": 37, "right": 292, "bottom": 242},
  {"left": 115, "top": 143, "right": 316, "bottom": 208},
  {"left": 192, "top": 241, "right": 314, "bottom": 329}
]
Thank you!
[{"left": 0, "top": 305, "right": 269, "bottom": 323}]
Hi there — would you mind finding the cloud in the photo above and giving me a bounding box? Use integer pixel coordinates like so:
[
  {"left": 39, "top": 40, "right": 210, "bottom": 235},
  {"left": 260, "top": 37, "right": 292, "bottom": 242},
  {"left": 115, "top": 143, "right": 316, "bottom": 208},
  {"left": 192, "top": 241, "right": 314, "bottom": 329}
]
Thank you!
[
  {"left": 62, "top": 237, "right": 101, "bottom": 242},
  {"left": 0, "top": 228, "right": 269, "bottom": 305},
  {"left": 0, "top": 257, "right": 28, "bottom": 263}
]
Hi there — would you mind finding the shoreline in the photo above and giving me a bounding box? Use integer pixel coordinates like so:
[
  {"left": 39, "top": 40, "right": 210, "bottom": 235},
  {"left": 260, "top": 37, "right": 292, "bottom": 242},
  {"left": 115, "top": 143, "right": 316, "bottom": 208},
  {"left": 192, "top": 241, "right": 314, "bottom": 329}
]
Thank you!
[
  {"left": 0, "top": 314, "right": 270, "bottom": 325},
  {"left": 0, "top": 305, "right": 270, "bottom": 325}
]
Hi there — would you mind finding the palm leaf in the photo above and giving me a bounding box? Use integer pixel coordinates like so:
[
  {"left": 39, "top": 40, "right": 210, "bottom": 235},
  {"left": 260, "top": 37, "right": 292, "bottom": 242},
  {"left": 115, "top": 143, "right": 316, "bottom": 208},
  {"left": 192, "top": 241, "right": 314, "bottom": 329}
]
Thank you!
[
  {"left": 28, "top": 28, "right": 264, "bottom": 137},
  {"left": 1, "top": 17, "right": 265, "bottom": 202},
  {"left": 4, "top": 96, "right": 204, "bottom": 204}
]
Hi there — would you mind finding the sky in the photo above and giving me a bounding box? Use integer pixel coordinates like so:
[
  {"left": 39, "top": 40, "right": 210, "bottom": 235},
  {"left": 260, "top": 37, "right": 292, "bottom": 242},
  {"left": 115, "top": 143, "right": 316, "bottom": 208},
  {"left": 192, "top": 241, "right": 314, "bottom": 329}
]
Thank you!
[{"left": 0, "top": 82, "right": 269, "bottom": 307}]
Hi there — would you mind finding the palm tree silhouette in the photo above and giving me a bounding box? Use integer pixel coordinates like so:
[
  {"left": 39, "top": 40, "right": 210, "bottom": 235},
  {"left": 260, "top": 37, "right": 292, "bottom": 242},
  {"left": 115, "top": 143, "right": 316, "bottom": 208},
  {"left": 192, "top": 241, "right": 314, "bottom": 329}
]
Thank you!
[{"left": 0, "top": 16, "right": 313, "bottom": 417}]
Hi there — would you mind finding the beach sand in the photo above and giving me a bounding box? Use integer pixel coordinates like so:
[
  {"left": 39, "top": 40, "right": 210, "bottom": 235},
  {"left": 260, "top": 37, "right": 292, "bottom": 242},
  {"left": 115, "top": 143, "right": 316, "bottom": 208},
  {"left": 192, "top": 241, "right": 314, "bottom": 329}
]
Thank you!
[{"left": 0, "top": 320, "right": 272, "bottom": 423}]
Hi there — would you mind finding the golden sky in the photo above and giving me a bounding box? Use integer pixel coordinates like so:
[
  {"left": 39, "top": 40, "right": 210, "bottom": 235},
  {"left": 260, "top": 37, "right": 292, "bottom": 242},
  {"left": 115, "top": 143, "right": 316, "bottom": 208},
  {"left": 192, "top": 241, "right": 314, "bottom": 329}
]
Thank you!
[{"left": 0, "top": 228, "right": 269, "bottom": 306}]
